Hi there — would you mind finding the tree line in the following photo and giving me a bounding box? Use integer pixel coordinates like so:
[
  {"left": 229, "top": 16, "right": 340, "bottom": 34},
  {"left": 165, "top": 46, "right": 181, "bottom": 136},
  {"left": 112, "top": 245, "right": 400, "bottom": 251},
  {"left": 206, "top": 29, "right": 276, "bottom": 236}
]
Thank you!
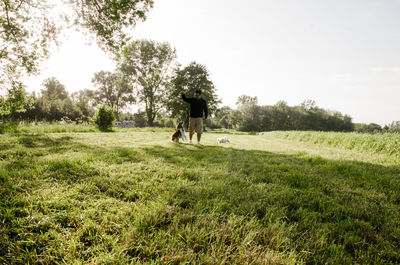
[
  {"left": 6, "top": 39, "right": 219, "bottom": 127},
  {"left": 7, "top": 71, "right": 400, "bottom": 133},
  {"left": 209, "top": 97, "right": 354, "bottom": 132}
]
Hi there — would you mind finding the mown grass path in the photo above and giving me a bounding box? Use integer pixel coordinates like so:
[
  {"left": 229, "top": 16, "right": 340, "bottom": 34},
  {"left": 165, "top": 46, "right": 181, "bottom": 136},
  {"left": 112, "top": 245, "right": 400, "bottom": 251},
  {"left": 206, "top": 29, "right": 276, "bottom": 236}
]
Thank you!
[{"left": 1, "top": 131, "right": 399, "bottom": 264}]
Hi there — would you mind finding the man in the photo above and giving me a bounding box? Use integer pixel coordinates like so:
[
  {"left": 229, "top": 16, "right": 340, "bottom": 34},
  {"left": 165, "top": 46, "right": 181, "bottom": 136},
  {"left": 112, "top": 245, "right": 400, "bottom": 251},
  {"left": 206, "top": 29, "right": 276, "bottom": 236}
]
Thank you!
[{"left": 180, "top": 90, "right": 208, "bottom": 144}]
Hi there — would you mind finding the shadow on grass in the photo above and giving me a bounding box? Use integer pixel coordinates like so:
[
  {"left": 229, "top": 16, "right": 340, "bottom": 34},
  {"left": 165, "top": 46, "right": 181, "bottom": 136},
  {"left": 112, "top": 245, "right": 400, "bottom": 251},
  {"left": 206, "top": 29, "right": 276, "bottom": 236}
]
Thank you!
[
  {"left": 17, "top": 134, "right": 74, "bottom": 148},
  {"left": 139, "top": 144, "right": 400, "bottom": 264},
  {"left": 2, "top": 134, "right": 400, "bottom": 264}
]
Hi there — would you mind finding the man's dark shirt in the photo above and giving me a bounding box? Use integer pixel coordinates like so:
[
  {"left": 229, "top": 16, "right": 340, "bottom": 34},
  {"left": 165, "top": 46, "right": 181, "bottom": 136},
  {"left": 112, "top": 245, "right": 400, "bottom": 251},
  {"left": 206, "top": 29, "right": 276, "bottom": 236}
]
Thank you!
[{"left": 181, "top": 94, "right": 208, "bottom": 119}]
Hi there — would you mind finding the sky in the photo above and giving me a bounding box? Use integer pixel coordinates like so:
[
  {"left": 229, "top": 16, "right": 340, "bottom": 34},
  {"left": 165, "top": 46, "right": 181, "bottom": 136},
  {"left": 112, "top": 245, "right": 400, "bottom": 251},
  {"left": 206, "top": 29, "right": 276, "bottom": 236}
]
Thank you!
[{"left": 25, "top": 0, "right": 400, "bottom": 126}]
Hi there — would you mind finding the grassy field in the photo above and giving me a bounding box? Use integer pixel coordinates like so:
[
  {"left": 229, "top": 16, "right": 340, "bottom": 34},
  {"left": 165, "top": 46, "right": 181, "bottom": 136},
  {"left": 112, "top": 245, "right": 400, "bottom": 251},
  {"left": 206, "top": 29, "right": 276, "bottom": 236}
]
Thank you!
[
  {"left": 269, "top": 131, "right": 400, "bottom": 158},
  {"left": 1, "top": 129, "right": 400, "bottom": 264}
]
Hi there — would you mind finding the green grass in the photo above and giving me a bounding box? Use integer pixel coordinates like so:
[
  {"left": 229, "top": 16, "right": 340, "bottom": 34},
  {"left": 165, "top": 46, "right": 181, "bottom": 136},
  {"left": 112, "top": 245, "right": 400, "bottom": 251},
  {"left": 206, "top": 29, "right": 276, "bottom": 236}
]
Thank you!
[
  {"left": 12, "top": 122, "right": 97, "bottom": 134},
  {"left": 2, "top": 123, "right": 180, "bottom": 134},
  {"left": 1, "top": 130, "right": 399, "bottom": 264},
  {"left": 268, "top": 131, "right": 400, "bottom": 158}
]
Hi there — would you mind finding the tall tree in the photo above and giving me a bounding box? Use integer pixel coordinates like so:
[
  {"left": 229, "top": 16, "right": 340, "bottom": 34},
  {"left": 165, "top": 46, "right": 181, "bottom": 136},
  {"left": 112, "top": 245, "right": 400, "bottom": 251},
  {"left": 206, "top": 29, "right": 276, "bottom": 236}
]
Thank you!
[
  {"left": 37, "top": 77, "right": 79, "bottom": 121},
  {"left": 91, "top": 71, "right": 134, "bottom": 117},
  {"left": 41, "top": 77, "right": 69, "bottom": 101},
  {"left": 235, "top": 95, "right": 261, "bottom": 131},
  {"left": 119, "top": 40, "right": 177, "bottom": 125},
  {"left": 1, "top": 0, "right": 153, "bottom": 115},
  {"left": 0, "top": 84, "right": 31, "bottom": 116},
  {"left": 71, "top": 89, "right": 96, "bottom": 121},
  {"left": 214, "top": 106, "right": 233, "bottom": 129},
  {"left": 166, "top": 62, "right": 220, "bottom": 125},
  {"left": 236, "top": 95, "right": 258, "bottom": 107}
]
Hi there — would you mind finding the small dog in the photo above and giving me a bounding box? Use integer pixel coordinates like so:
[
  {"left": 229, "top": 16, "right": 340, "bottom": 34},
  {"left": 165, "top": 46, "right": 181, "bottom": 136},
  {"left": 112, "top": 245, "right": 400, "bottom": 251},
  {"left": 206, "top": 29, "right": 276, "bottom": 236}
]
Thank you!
[
  {"left": 171, "top": 121, "right": 187, "bottom": 142},
  {"left": 217, "top": 136, "right": 230, "bottom": 143}
]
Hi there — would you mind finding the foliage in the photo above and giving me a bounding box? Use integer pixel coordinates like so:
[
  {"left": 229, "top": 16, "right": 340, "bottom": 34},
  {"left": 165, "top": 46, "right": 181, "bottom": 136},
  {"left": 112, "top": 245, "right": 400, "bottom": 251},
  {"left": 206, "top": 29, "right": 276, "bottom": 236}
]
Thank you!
[
  {"left": 0, "top": 120, "right": 18, "bottom": 134},
  {"left": 94, "top": 104, "right": 115, "bottom": 131},
  {"left": 1, "top": 0, "right": 153, "bottom": 114},
  {"left": 219, "top": 97, "right": 355, "bottom": 132},
  {"left": 166, "top": 62, "right": 221, "bottom": 126},
  {"left": 91, "top": 70, "right": 135, "bottom": 117},
  {"left": 1, "top": 131, "right": 399, "bottom": 264},
  {"left": 1, "top": 0, "right": 59, "bottom": 91},
  {"left": 68, "top": 0, "right": 154, "bottom": 54},
  {"left": 3, "top": 78, "right": 84, "bottom": 123},
  {"left": 13, "top": 79, "right": 97, "bottom": 123},
  {"left": 34, "top": 77, "right": 81, "bottom": 121},
  {"left": 118, "top": 40, "right": 177, "bottom": 126},
  {"left": 354, "top": 123, "right": 382, "bottom": 133},
  {"left": 0, "top": 85, "right": 33, "bottom": 116},
  {"left": 71, "top": 89, "right": 96, "bottom": 122},
  {"left": 212, "top": 106, "right": 233, "bottom": 129},
  {"left": 236, "top": 97, "right": 263, "bottom": 131},
  {"left": 387, "top": 121, "right": 400, "bottom": 133},
  {"left": 132, "top": 111, "right": 147, "bottom": 127},
  {"left": 236, "top": 95, "right": 258, "bottom": 106}
]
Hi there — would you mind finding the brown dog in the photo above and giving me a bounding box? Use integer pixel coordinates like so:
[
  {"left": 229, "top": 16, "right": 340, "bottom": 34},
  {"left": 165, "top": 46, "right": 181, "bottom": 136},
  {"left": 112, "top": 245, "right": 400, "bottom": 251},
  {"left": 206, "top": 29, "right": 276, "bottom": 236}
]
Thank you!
[{"left": 171, "top": 121, "right": 186, "bottom": 142}]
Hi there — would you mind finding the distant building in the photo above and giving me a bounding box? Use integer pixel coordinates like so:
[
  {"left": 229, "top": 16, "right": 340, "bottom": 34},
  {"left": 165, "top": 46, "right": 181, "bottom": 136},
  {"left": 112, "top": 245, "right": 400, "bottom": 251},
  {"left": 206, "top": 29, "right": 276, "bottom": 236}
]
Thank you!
[{"left": 114, "top": 121, "right": 135, "bottom": 128}]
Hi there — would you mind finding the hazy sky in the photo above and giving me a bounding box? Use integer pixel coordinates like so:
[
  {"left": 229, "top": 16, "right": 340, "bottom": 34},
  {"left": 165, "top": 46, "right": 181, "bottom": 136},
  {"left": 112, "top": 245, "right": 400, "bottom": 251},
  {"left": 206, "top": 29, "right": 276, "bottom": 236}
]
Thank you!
[{"left": 26, "top": 0, "right": 400, "bottom": 125}]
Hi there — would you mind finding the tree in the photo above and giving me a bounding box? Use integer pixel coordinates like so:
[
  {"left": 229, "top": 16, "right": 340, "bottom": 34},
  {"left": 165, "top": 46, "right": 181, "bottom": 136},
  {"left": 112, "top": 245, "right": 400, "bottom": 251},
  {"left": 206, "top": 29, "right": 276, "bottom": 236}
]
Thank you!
[
  {"left": 41, "top": 77, "right": 69, "bottom": 101},
  {"left": 388, "top": 121, "right": 400, "bottom": 133},
  {"left": 69, "top": 0, "right": 154, "bottom": 53},
  {"left": 1, "top": 0, "right": 59, "bottom": 97},
  {"left": 1, "top": 0, "right": 153, "bottom": 115},
  {"left": 235, "top": 95, "right": 262, "bottom": 131},
  {"left": 227, "top": 109, "right": 243, "bottom": 130},
  {"left": 236, "top": 95, "right": 258, "bottom": 106},
  {"left": 214, "top": 106, "right": 233, "bottom": 128},
  {"left": 119, "top": 40, "right": 177, "bottom": 125},
  {"left": 271, "top": 100, "right": 291, "bottom": 130},
  {"left": 238, "top": 103, "right": 263, "bottom": 131},
  {"left": 0, "top": 83, "right": 32, "bottom": 116},
  {"left": 71, "top": 89, "right": 96, "bottom": 122},
  {"left": 355, "top": 122, "right": 382, "bottom": 133},
  {"left": 36, "top": 77, "right": 77, "bottom": 121},
  {"left": 300, "top": 99, "right": 317, "bottom": 111},
  {"left": 166, "top": 62, "right": 220, "bottom": 126},
  {"left": 91, "top": 71, "right": 134, "bottom": 117}
]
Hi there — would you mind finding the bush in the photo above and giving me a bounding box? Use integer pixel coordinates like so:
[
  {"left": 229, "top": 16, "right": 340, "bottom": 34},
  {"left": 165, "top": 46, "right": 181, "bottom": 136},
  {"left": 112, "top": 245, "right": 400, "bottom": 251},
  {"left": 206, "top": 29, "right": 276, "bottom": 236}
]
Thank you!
[
  {"left": 132, "top": 111, "right": 147, "bottom": 127},
  {"left": 94, "top": 105, "right": 115, "bottom": 131},
  {"left": 0, "top": 120, "right": 19, "bottom": 134},
  {"left": 354, "top": 123, "right": 382, "bottom": 133}
]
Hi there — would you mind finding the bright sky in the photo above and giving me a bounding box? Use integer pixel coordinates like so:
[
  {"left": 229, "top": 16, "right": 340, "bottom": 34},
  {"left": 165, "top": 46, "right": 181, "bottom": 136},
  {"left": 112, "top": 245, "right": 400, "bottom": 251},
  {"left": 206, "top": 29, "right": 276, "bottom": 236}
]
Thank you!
[{"left": 26, "top": 0, "right": 400, "bottom": 126}]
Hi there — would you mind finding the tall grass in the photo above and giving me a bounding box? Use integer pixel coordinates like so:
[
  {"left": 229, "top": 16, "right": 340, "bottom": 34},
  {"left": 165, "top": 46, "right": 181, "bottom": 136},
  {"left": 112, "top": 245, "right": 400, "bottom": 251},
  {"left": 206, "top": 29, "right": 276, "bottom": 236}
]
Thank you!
[
  {"left": 268, "top": 131, "right": 400, "bottom": 157},
  {"left": 2, "top": 122, "right": 180, "bottom": 134},
  {"left": 14, "top": 122, "right": 97, "bottom": 133}
]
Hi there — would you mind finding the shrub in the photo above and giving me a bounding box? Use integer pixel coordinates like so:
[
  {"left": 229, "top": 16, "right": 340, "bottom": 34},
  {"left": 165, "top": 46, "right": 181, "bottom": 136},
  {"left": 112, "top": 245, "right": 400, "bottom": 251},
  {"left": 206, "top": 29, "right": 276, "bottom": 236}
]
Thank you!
[
  {"left": 0, "top": 120, "right": 18, "bottom": 134},
  {"left": 94, "top": 105, "right": 115, "bottom": 131}
]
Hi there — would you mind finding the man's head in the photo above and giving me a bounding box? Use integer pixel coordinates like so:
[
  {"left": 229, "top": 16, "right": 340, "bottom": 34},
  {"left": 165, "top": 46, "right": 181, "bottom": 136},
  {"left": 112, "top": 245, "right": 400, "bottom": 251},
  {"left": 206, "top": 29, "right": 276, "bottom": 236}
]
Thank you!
[{"left": 195, "top": 90, "right": 202, "bottom": 99}]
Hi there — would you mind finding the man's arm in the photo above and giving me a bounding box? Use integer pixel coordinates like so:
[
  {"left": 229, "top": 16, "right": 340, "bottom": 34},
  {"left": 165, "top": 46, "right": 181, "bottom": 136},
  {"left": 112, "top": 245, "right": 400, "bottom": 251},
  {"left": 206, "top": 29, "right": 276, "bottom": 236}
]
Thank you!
[{"left": 181, "top": 92, "right": 193, "bottom": 103}]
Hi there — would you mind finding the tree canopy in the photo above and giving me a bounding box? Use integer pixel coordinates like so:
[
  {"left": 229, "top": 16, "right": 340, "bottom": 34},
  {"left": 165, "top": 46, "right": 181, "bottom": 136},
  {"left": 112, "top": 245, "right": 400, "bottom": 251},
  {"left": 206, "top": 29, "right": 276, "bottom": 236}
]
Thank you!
[
  {"left": 166, "top": 62, "right": 221, "bottom": 125},
  {"left": 119, "top": 39, "right": 177, "bottom": 125},
  {"left": 91, "top": 70, "right": 134, "bottom": 117},
  {"left": 1, "top": 0, "right": 153, "bottom": 116}
]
